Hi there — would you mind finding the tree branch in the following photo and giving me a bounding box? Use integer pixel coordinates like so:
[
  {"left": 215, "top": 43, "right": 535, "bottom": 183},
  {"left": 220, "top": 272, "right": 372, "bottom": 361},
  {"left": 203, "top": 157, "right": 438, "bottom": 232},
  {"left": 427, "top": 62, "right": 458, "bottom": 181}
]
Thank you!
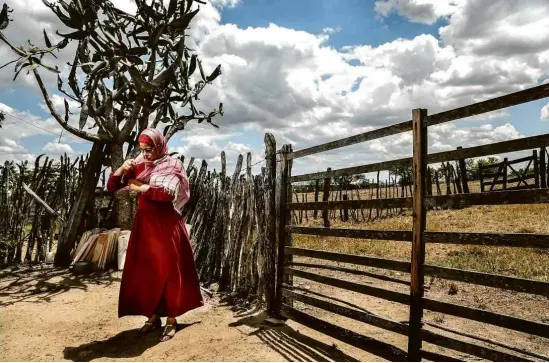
[{"left": 32, "top": 69, "right": 106, "bottom": 143}]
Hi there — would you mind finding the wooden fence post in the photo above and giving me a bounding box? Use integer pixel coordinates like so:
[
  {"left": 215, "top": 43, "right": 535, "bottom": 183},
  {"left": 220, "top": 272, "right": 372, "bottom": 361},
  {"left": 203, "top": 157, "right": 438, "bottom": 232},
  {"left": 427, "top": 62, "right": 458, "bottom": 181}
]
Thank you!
[
  {"left": 408, "top": 108, "right": 428, "bottom": 361},
  {"left": 264, "top": 133, "right": 277, "bottom": 316},
  {"left": 503, "top": 158, "right": 508, "bottom": 190},
  {"left": 313, "top": 179, "right": 320, "bottom": 218},
  {"left": 541, "top": 147, "right": 547, "bottom": 188},
  {"left": 322, "top": 168, "right": 331, "bottom": 228},
  {"left": 457, "top": 147, "right": 470, "bottom": 193},
  {"left": 533, "top": 150, "right": 540, "bottom": 188},
  {"left": 342, "top": 194, "right": 349, "bottom": 222},
  {"left": 274, "top": 144, "right": 293, "bottom": 316}
]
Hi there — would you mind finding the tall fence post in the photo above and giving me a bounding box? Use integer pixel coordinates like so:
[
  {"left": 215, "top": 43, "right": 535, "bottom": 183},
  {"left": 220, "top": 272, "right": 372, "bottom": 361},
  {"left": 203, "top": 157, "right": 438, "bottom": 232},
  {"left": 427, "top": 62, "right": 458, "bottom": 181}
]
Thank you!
[
  {"left": 264, "top": 133, "right": 277, "bottom": 316},
  {"left": 322, "top": 167, "right": 331, "bottom": 228},
  {"left": 274, "top": 144, "right": 292, "bottom": 316},
  {"left": 533, "top": 149, "right": 540, "bottom": 188},
  {"left": 408, "top": 108, "right": 428, "bottom": 361},
  {"left": 503, "top": 158, "right": 508, "bottom": 190},
  {"left": 541, "top": 147, "right": 547, "bottom": 189},
  {"left": 457, "top": 147, "right": 470, "bottom": 193},
  {"left": 313, "top": 179, "right": 320, "bottom": 218}
]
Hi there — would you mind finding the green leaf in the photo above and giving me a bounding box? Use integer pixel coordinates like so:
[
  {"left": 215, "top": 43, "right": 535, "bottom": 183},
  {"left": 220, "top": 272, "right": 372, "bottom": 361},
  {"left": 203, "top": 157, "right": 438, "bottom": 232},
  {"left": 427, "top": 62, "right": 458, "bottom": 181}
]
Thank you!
[
  {"left": 64, "top": 98, "right": 70, "bottom": 123},
  {"left": 168, "top": 0, "right": 177, "bottom": 17},
  {"left": 218, "top": 102, "right": 223, "bottom": 116},
  {"left": 188, "top": 54, "right": 197, "bottom": 77},
  {"left": 13, "top": 63, "right": 31, "bottom": 81},
  {"left": 57, "top": 30, "right": 89, "bottom": 40},
  {"left": 198, "top": 59, "right": 206, "bottom": 81},
  {"left": 127, "top": 47, "right": 148, "bottom": 56},
  {"left": 169, "top": 8, "right": 199, "bottom": 30},
  {"left": 43, "top": 29, "right": 53, "bottom": 48},
  {"left": 57, "top": 75, "right": 63, "bottom": 90},
  {"left": 168, "top": 103, "right": 175, "bottom": 119}
]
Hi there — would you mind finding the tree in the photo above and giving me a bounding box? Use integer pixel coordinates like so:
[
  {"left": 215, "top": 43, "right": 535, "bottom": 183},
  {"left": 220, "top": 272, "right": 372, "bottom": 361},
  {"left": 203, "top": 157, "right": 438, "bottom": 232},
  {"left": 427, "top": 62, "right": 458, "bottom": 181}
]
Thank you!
[
  {"left": 0, "top": 0, "right": 223, "bottom": 266},
  {"left": 465, "top": 157, "right": 499, "bottom": 180},
  {"left": 0, "top": 110, "right": 4, "bottom": 128}
]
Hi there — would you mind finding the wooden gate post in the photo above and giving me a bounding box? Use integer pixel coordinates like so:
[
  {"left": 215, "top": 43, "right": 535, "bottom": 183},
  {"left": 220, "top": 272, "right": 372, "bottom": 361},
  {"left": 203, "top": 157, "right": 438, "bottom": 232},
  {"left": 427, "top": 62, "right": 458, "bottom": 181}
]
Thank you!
[
  {"left": 264, "top": 133, "right": 277, "bottom": 316},
  {"left": 457, "top": 147, "right": 470, "bottom": 193},
  {"left": 541, "top": 147, "right": 547, "bottom": 189},
  {"left": 533, "top": 150, "right": 540, "bottom": 188},
  {"left": 408, "top": 108, "right": 428, "bottom": 361},
  {"left": 274, "top": 144, "right": 293, "bottom": 316},
  {"left": 322, "top": 167, "right": 331, "bottom": 228}
]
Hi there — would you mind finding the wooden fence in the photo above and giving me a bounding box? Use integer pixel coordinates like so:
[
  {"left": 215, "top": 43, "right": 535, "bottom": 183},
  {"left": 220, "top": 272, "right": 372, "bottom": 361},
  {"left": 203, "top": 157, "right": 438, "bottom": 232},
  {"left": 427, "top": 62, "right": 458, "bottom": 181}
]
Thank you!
[{"left": 273, "top": 83, "right": 549, "bottom": 361}]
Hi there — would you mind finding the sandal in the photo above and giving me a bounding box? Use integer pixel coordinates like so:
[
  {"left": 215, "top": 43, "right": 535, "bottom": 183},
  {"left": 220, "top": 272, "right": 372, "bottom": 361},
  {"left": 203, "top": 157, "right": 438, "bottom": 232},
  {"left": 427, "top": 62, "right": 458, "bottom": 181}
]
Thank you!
[
  {"left": 138, "top": 317, "right": 161, "bottom": 336},
  {"left": 159, "top": 323, "right": 177, "bottom": 342}
]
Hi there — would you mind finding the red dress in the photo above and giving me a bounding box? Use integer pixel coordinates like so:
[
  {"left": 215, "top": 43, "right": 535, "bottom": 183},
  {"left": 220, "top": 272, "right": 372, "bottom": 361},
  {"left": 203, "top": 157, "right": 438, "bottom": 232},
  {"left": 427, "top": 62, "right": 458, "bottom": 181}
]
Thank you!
[{"left": 107, "top": 164, "right": 204, "bottom": 318}]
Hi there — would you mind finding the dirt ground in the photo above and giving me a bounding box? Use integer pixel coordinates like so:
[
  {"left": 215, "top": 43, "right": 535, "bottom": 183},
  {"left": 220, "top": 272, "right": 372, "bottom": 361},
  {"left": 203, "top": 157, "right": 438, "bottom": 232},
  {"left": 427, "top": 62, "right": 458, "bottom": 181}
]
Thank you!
[{"left": 0, "top": 265, "right": 384, "bottom": 362}]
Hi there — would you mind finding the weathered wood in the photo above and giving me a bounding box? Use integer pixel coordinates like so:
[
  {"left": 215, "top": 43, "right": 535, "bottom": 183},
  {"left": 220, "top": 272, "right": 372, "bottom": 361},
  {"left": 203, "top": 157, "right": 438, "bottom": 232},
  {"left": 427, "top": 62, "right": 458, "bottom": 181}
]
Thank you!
[
  {"left": 288, "top": 197, "right": 412, "bottom": 211},
  {"left": 425, "top": 188, "right": 549, "bottom": 208},
  {"left": 456, "top": 147, "right": 469, "bottom": 194},
  {"left": 274, "top": 144, "right": 292, "bottom": 315},
  {"left": 281, "top": 305, "right": 408, "bottom": 361},
  {"left": 541, "top": 147, "right": 547, "bottom": 188},
  {"left": 282, "top": 290, "right": 533, "bottom": 362},
  {"left": 421, "top": 329, "right": 533, "bottom": 362},
  {"left": 288, "top": 84, "right": 549, "bottom": 160},
  {"left": 282, "top": 289, "right": 408, "bottom": 334},
  {"left": 408, "top": 108, "right": 428, "bottom": 361},
  {"left": 424, "top": 264, "right": 549, "bottom": 296},
  {"left": 425, "top": 231, "right": 549, "bottom": 248},
  {"left": 286, "top": 226, "right": 411, "bottom": 241},
  {"left": 533, "top": 149, "right": 540, "bottom": 188},
  {"left": 423, "top": 297, "right": 549, "bottom": 338},
  {"left": 289, "top": 262, "right": 410, "bottom": 286},
  {"left": 22, "top": 183, "right": 64, "bottom": 222},
  {"left": 285, "top": 248, "right": 410, "bottom": 273},
  {"left": 290, "top": 134, "right": 549, "bottom": 183},
  {"left": 322, "top": 167, "right": 331, "bottom": 228},
  {"left": 313, "top": 179, "right": 320, "bottom": 218},
  {"left": 342, "top": 194, "right": 349, "bottom": 222}
]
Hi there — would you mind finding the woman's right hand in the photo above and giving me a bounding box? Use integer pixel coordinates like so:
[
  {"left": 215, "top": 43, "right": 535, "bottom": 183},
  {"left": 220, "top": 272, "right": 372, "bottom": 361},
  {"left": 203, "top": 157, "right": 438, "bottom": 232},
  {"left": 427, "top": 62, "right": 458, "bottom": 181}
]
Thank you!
[{"left": 114, "top": 159, "right": 135, "bottom": 176}]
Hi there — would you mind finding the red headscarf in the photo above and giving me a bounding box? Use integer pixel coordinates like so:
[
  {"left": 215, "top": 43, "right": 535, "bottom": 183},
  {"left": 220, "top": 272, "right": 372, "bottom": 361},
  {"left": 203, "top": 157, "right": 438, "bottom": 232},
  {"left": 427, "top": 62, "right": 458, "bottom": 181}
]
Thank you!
[{"left": 129, "top": 128, "right": 190, "bottom": 213}]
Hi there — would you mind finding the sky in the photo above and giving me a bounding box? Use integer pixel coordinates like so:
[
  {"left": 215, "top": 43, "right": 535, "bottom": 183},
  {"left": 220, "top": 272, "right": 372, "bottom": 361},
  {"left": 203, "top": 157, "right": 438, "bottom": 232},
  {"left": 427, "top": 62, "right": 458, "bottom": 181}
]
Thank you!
[{"left": 1, "top": 0, "right": 549, "bottom": 179}]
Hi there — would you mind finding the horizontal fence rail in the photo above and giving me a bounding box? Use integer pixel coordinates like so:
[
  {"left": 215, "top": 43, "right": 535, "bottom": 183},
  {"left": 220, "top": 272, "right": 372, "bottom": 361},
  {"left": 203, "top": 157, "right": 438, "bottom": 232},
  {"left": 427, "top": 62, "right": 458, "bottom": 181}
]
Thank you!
[
  {"left": 289, "top": 83, "right": 549, "bottom": 160},
  {"left": 287, "top": 189, "right": 549, "bottom": 210},
  {"left": 291, "top": 133, "right": 549, "bottom": 182},
  {"left": 287, "top": 226, "right": 549, "bottom": 248}
]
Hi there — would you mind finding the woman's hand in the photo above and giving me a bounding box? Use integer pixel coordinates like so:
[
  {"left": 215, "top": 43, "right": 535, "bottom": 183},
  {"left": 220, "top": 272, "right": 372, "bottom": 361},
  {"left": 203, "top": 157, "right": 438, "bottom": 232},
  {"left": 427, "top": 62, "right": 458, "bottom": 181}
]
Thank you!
[
  {"left": 129, "top": 179, "right": 150, "bottom": 193},
  {"left": 114, "top": 159, "right": 135, "bottom": 176}
]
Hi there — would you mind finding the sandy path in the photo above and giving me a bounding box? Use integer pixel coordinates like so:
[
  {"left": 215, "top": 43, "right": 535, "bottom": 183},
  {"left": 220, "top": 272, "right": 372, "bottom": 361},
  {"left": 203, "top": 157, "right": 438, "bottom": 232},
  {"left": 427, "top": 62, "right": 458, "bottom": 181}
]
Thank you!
[{"left": 0, "top": 265, "right": 375, "bottom": 362}]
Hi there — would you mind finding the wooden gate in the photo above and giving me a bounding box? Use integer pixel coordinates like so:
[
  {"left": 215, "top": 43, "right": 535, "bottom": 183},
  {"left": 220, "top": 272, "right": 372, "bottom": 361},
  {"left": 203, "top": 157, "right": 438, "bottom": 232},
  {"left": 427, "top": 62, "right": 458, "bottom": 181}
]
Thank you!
[
  {"left": 272, "top": 84, "right": 549, "bottom": 361},
  {"left": 480, "top": 150, "right": 542, "bottom": 191}
]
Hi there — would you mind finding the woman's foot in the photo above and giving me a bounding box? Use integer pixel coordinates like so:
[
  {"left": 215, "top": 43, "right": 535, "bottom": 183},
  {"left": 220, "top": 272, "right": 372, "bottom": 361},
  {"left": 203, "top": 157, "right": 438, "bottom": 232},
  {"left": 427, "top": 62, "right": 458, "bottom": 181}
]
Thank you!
[
  {"left": 138, "top": 316, "right": 161, "bottom": 336},
  {"left": 159, "top": 318, "right": 177, "bottom": 342}
]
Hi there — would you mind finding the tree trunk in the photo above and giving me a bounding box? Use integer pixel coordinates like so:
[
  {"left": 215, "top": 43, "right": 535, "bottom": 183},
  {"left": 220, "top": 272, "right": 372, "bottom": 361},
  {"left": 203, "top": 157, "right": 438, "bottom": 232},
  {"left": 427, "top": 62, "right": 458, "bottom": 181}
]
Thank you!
[
  {"left": 110, "top": 143, "right": 134, "bottom": 230},
  {"left": 55, "top": 141, "right": 105, "bottom": 267}
]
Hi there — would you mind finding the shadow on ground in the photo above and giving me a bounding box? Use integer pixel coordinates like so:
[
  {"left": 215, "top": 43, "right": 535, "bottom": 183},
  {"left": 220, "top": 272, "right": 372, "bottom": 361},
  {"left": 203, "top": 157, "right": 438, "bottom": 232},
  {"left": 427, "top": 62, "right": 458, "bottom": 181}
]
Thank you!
[
  {"left": 229, "top": 310, "right": 359, "bottom": 362},
  {"left": 0, "top": 265, "right": 120, "bottom": 307},
  {"left": 62, "top": 323, "right": 198, "bottom": 362}
]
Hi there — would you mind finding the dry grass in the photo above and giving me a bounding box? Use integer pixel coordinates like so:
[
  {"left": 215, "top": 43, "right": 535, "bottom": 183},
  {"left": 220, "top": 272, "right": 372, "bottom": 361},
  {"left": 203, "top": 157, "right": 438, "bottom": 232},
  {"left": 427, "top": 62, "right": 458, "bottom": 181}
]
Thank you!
[{"left": 293, "top": 204, "right": 549, "bottom": 281}]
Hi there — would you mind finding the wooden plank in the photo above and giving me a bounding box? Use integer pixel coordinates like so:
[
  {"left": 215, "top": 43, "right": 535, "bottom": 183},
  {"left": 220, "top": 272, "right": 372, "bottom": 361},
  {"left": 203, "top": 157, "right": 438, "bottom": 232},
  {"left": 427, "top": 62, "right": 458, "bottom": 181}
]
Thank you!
[
  {"left": 288, "top": 84, "right": 549, "bottom": 160},
  {"left": 264, "top": 133, "right": 277, "bottom": 315},
  {"left": 282, "top": 289, "right": 408, "bottom": 334},
  {"left": 421, "top": 350, "right": 463, "bottom": 362},
  {"left": 290, "top": 133, "right": 549, "bottom": 183},
  {"left": 322, "top": 167, "right": 331, "bottom": 228},
  {"left": 274, "top": 144, "right": 292, "bottom": 315},
  {"left": 423, "top": 265, "right": 549, "bottom": 297},
  {"left": 423, "top": 298, "right": 549, "bottom": 339},
  {"left": 534, "top": 150, "right": 540, "bottom": 188},
  {"left": 284, "top": 267, "right": 410, "bottom": 304},
  {"left": 425, "top": 231, "right": 549, "bottom": 248},
  {"left": 280, "top": 305, "right": 408, "bottom": 361},
  {"left": 426, "top": 83, "right": 549, "bottom": 127},
  {"left": 541, "top": 147, "right": 547, "bottom": 188},
  {"left": 425, "top": 188, "right": 549, "bottom": 209},
  {"left": 286, "top": 226, "right": 412, "bottom": 241},
  {"left": 507, "top": 155, "right": 535, "bottom": 165},
  {"left": 457, "top": 147, "right": 470, "bottom": 194},
  {"left": 408, "top": 108, "right": 428, "bottom": 361},
  {"left": 285, "top": 247, "right": 411, "bottom": 273},
  {"left": 289, "top": 262, "right": 410, "bottom": 286},
  {"left": 287, "top": 227, "right": 549, "bottom": 248},
  {"left": 288, "top": 197, "right": 412, "bottom": 211},
  {"left": 283, "top": 290, "right": 533, "bottom": 362},
  {"left": 483, "top": 176, "right": 534, "bottom": 186},
  {"left": 421, "top": 329, "right": 533, "bottom": 362}
]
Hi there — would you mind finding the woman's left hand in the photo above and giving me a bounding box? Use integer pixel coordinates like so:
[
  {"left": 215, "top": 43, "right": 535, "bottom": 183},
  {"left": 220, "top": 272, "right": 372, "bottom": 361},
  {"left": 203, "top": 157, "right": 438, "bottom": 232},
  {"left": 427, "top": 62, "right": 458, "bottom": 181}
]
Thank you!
[{"left": 129, "top": 180, "right": 150, "bottom": 193}]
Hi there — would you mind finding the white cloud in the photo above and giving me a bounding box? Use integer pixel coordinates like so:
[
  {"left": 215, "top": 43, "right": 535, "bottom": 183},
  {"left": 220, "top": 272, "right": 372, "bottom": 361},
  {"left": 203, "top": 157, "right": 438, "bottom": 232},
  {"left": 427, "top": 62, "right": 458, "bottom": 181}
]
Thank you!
[
  {"left": 42, "top": 142, "right": 76, "bottom": 156},
  {"left": 374, "top": 0, "right": 462, "bottom": 25},
  {"left": 542, "top": 103, "right": 549, "bottom": 121}
]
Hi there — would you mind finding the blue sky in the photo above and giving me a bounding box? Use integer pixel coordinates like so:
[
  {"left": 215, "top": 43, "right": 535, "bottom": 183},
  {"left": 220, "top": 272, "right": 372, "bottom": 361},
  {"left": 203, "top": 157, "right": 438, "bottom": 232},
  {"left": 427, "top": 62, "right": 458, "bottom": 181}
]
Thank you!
[{"left": 1, "top": 0, "right": 549, "bottom": 174}]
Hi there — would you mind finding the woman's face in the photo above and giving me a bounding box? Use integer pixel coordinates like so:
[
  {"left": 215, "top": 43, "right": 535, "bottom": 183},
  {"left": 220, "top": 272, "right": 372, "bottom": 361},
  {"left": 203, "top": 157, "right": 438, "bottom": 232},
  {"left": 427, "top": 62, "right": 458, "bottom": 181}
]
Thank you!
[{"left": 139, "top": 142, "right": 158, "bottom": 161}]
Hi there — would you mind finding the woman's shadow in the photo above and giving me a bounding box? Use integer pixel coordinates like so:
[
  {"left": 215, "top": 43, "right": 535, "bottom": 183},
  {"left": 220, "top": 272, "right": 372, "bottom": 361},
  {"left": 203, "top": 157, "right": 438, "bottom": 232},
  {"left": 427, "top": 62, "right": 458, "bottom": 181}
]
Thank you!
[{"left": 63, "top": 322, "right": 198, "bottom": 362}]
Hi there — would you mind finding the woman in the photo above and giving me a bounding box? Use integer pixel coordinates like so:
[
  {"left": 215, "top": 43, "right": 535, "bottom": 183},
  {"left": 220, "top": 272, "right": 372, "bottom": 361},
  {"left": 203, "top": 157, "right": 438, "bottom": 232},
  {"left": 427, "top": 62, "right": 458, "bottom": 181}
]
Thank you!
[{"left": 107, "top": 128, "right": 203, "bottom": 342}]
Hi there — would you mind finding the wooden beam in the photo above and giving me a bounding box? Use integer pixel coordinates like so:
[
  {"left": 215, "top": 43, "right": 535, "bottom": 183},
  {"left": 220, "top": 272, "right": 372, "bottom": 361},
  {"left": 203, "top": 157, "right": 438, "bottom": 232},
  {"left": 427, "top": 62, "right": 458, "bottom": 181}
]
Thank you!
[
  {"left": 22, "top": 183, "right": 64, "bottom": 222},
  {"left": 286, "top": 226, "right": 412, "bottom": 241},
  {"left": 285, "top": 247, "right": 411, "bottom": 273},
  {"left": 288, "top": 84, "right": 549, "bottom": 160},
  {"left": 281, "top": 305, "right": 408, "bottom": 361},
  {"left": 408, "top": 108, "right": 428, "bottom": 361},
  {"left": 290, "top": 133, "right": 549, "bottom": 183}
]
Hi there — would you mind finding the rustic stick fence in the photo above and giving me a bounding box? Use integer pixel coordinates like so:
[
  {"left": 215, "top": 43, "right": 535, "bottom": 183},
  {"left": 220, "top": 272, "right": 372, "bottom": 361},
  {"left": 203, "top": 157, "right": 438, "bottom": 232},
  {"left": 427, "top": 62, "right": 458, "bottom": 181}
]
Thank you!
[{"left": 273, "top": 83, "right": 549, "bottom": 361}]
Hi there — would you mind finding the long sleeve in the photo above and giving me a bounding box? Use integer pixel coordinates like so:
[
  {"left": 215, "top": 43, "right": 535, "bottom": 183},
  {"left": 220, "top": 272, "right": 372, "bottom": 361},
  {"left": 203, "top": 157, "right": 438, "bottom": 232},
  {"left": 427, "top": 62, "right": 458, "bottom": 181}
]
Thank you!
[
  {"left": 143, "top": 186, "right": 174, "bottom": 202},
  {"left": 106, "top": 168, "right": 135, "bottom": 193}
]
